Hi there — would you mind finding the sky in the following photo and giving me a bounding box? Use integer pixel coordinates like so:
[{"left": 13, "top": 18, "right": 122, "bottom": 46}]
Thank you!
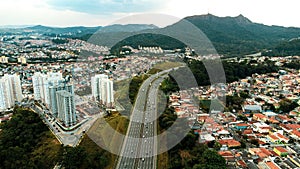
[{"left": 0, "top": 0, "right": 300, "bottom": 27}]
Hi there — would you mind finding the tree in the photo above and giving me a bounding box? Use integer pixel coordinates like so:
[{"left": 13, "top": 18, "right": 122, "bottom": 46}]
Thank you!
[
  {"left": 207, "top": 140, "right": 216, "bottom": 148},
  {"left": 241, "top": 140, "right": 247, "bottom": 148},
  {"left": 62, "top": 147, "right": 87, "bottom": 169},
  {"left": 240, "top": 91, "right": 250, "bottom": 99},
  {"left": 201, "top": 149, "right": 227, "bottom": 169},
  {"left": 213, "top": 142, "right": 222, "bottom": 150},
  {"left": 226, "top": 95, "right": 244, "bottom": 110},
  {"left": 0, "top": 108, "right": 61, "bottom": 169},
  {"left": 160, "top": 75, "right": 179, "bottom": 94},
  {"left": 279, "top": 99, "right": 298, "bottom": 113},
  {"left": 180, "top": 132, "right": 197, "bottom": 150},
  {"left": 237, "top": 114, "right": 248, "bottom": 122},
  {"left": 250, "top": 139, "right": 259, "bottom": 147}
]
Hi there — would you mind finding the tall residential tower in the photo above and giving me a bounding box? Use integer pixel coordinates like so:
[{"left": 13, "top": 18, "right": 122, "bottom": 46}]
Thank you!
[
  {"left": 56, "top": 90, "right": 77, "bottom": 127},
  {"left": 0, "top": 74, "right": 22, "bottom": 110},
  {"left": 91, "top": 74, "right": 114, "bottom": 108},
  {"left": 32, "top": 72, "right": 64, "bottom": 106}
]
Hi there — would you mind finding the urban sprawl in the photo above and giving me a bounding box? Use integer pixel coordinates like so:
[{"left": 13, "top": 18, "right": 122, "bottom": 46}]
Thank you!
[{"left": 1, "top": 33, "right": 300, "bottom": 169}]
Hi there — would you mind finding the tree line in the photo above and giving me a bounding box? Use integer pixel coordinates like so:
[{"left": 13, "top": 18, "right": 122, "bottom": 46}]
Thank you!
[{"left": 0, "top": 108, "right": 111, "bottom": 169}]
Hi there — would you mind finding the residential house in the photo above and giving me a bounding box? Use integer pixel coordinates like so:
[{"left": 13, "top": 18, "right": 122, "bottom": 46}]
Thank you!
[
  {"left": 219, "top": 139, "right": 241, "bottom": 148},
  {"left": 235, "top": 123, "right": 249, "bottom": 130},
  {"left": 253, "top": 122, "right": 271, "bottom": 134},
  {"left": 274, "top": 147, "right": 289, "bottom": 157},
  {"left": 253, "top": 113, "right": 267, "bottom": 122}
]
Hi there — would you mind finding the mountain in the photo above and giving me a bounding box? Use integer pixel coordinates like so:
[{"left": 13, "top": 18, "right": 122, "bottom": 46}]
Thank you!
[
  {"left": 180, "top": 14, "right": 300, "bottom": 56},
  {"left": 0, "top": 25, "right": 102, "bottom": 36},
  {"left": 263, "top": 38, "right": 300, "bottom": 56},
  {"left": 0, "top": 25, "right": 34, "bottom": 29},
  {"left": 0, "top": 24, "right": 158, "bottom": 37},
  {"left": 21, "top": 25, "right": 102, "bottom": 36},
  {"left": 3, "top": 14, "right": 300, "bottom": 57},
  {"left": 98, "top": 24, "right": 158, "bottom": 33},
  {"left": 107, "top": 14, "right": 300, "bottom": 56}
]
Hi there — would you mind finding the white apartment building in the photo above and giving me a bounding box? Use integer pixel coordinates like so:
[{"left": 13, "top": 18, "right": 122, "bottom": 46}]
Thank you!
[
  {"left": 49, "top": 84, "right": 74, "bottom": 117},
  {"left": 32, "top": 72, "right": 64, "bottom": 106},
  {"left": 91, "top": 74, "right": 114, "bottom": 108},
  {"left": 56, "top": 90, "right": 77, "bottom": 127},
  {"left": 0, "top": 74, "right": 23, "bottom": 110}
]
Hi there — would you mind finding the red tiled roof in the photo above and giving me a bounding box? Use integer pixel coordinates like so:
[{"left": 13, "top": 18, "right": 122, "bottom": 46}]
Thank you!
[
  {"left": 218, "top": 151, "right": 233, "bottom": 157},
  {"left": 258, "top": 140, "right": 266, "bottom": 145},
  {"left": 243, "top": 129, "right": 253, "bottom": 135},
  {"left": 260, "top": 148, "right": 272, "bottom": 156},
  {"left": 266, "top": 161, "right": 280, "bottom": 169},
  {"left": 274, "top": 147, "right": 288, "bottom": 153},
  {"left": 236, "top": 123, "right": 249, "bottom": 127},
  {"left": 219, "top": 139, "right": 241, "bottom": 147},
  {"left": 286, "top": 124, "right": 300, "bottom": 130},
  {"left": 237, "top": 160, "right": 247, "bottom": 167},
  {"left": 268, "top": 117, "right": 279, "bottom": 123},
  {"left": 291, "top": 130, "right": 300, "bottom": 138},
  {"left": 254, "top": 113, "right": 266, "bottom": 119},
  {"left": 269, "top": 134, "right": 279, "bottom": 140},
  {"left": 275, "top": 133, "right": 289, "bottom": 141},
  {"left": 270, "top": 150, "right": 279, "bottom": 157},
  {"left": 277, "top": 115, "right": 291, "bottom": 121}
]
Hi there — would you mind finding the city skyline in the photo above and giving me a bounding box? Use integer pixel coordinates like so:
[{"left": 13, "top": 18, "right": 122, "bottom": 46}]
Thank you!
[{"left": 1, "top": 0, "right": 300, "bottom": 28}]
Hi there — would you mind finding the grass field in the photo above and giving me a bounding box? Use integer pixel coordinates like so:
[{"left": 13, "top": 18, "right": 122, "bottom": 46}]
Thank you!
[
  {"left": 157, "top": 123, "right": 169, "bottom": 169},
  {"left": 153, "top": 61, "right": 184, "bottom": 71},
  {"left": 156, "top": 90, "right": 170, "bottom": 169},
  {"left": 84, "top": 112, "right": 129, "bottom": 169},
  {"left": 114, "top": 79, "right": 130, "bottom": 101},
  {"left": 114, "top": 79, "right": 132, "bottom": 115}
]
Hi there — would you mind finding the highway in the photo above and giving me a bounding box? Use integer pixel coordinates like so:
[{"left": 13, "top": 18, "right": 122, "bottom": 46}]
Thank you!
[{"left": 116, "top": 69, "right": 171, "bottom": 169}]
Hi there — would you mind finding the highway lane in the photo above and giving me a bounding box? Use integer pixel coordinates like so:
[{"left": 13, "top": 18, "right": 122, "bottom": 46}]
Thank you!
[
  {"left": 137, "top": 75, "right": 166, "bottom": 169},
  {"left": 116, "top": 70, "right": 172, "bottom": 169}
]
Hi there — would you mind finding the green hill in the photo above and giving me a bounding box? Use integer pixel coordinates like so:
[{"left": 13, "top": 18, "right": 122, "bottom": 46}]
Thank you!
[
  {"left": 182, "top": 14, "right": 300, "bottom": 56},
  {"left": 103, "top": 14, "right": 300, "bottom": 57},
  {"left": 263, "top": 38, "right": 300, "bottom": 56}
]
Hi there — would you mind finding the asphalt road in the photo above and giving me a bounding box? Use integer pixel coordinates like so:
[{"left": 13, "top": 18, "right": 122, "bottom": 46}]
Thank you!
[
  {"left": 30, "top": 101, "right": 103, "bottom": 147},
  {"left": 116, "top": 70, "right": 171, "bottom": 169}
]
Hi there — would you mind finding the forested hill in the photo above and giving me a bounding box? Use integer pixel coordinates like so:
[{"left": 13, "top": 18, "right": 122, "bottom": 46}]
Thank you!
[
  {"left": 107, "top": 14, "right": 300, "bottom": 57},
  {"left": 181, "top": 14, "right": 300, "bottom": 56},
  {"left": 262, "top": 39, "right": 300, "bottom": 56}
]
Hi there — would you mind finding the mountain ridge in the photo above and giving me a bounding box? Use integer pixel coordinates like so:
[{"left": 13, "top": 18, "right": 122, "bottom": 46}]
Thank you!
[
  {"left": 170, "top": 14, "right": 300, "bottom": 56},
  {"left": 106, "top": 14, "right": 300, "bottom": 56},
  {"left": 0, "top": 24, "right": 158, "bottom": 36},
  {"left": 2, "top": 14, "right": 300, "bottom": 56}
]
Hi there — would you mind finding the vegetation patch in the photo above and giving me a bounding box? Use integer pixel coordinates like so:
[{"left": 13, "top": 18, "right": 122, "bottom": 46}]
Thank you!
[{"left": 0, "top": 108, "right": 62, "bottom": 169}]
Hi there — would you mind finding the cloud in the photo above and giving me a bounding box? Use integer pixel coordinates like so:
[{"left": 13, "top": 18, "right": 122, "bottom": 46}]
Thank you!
[
  {"left": 46, "top": 0, "right": 163, "bottom": 15},
  {"left": 0, "top": 0, "right": 300, "bottom": 27}
]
